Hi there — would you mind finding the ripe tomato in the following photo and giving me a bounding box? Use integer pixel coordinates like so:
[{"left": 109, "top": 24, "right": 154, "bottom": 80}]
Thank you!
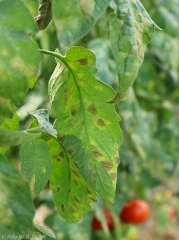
[
  {"left": 91, "top": 209, "right": 113, "bottom": 230},
  {"left": 120, "top": 200, "right": 150, "bottom": 224},
  {"left": 169, "top": 208, "right": 176, "bottom": 218}
]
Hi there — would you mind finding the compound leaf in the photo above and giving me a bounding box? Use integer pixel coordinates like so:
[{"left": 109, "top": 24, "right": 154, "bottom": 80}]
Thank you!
[
  {"left": 53, "top": 0, "right": 111, "bottom": 46},
  {"left": 20, "top": 140, "right": 52, "bottom": 198},
  {"left": 0, "top": 154, "right": 34, "bottom": 237},
  {"left": 0, "top": 0, "right": 41, "bottom": 121},
  {"left": 49, "top": 46, "right": 122, "bottom": 202},
  {"left": 109, "top": 0, "right": 156, "bottom": 102}
]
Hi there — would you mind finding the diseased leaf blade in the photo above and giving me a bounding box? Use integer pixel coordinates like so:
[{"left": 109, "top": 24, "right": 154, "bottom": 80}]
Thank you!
[
  {"left": 109, "top": 0, "right": 155, "bottom": 102},
  {"left": 49, "top": 139, "right": 97, "bottom": 223},
  {"left": 0, "top": 154, "right": 34, "bottom": 237},
  {"left": 0, "top": 0, "right": 41, "bottom": 122},
  {"left": 53, "top": 0, "right": 111, "bottom": 46},
  {"left": 49, "top": 46, "right": 122, "bottom": 202},
  {"left": 20, "top": 140, "right": 52, "bottom": 198}
]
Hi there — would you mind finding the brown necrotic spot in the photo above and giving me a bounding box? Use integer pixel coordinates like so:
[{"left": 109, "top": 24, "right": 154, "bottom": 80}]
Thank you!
[
  {"left": 71, "top": 169, "right": 79, "bottom": 177},
  {"left": 90, "top": 196, "right": 97, "bottom": 202},
  {"left": 52, "top": 155, "right": 58, "bottom": 160},
  {"left": 76, "top": 58, "right": 88, "bottom": 65},
  {"left": 92, "top": 172, "right": 98, "bottom": 178},
  {"left": 73, "top": 179, "right": 78, "bottom": 186},
  {"left": 59, "top": 151, "right": 64, "bottom": 158},
  {"left": 71, "top": 207, "right": 77, "bottom": 213},
  {"left": 87, "top": 104, "right": 97, "bottom": 115},
  {"left": 93, "top": 151, "right": 103, "bottom": 158},
  {"left": 110, "top": 173, "right": 117, "bottom": 181},
  {"left": 58, "top": 134, "right": 66, "bottom": 142},
  {"left": 56, "top": 187, "right": 60, "bottom": 192},
  {"left": 101, "top": 161, "right": 113, "bottom": 171},
  {"left": 71, "top": 108, "right": 76, "bottom": 116},
  {"left": 61, "top": 204, "right": 65, "bottom": 212},
  {"left": 114, "top": 156, "right": 120, "bottom": 165},
  {"left": 86, "top": 187, "right": 93, "bottom": 195},
  {"left": 97, "top": 119, "right": 105, "bottom": 127},
  {"left": 68, "top": 149, "right": 73, "bottom": 155},
  {"left": 74, "top": 196, "right": 82, "bottom": 204},
  {"left": 56, "top": 157, "right": 61, "bottom": 162}
]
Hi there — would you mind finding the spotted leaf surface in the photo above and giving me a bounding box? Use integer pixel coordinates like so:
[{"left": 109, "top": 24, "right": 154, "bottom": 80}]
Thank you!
[
  {"left": 53, "top": 0, "right": 111, "bottom": 46},
  {"left": 0, "top": 154, "right": 34, "bottom": 237},
  {"left": 49, "top": 47, "right": 122, "bottom": 202},
  {"left": 49, "top": 139, "right": 97, "bottom": 223},
  {"left": 0, "top": 0, "right": 40, "bottom": 122},
  {"left": 20, "top": 140, "right": 52, "bottom": 198},
  {"left": 109, "top": 0, "right": 156, "bottom": 102}
]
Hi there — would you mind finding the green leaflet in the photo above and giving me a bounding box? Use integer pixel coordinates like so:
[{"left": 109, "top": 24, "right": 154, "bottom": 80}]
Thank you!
[
  {"left": 20, "top": 140, "right": 52, "bottom": 198},
  {"left": 0, "top": 154, "right": 34, "bottom": 237},
  {"left": 48, "top": 46, "right": 122, "bottom": 202},
  {"left": 0, "top": 129, "right": 40, "bottom": 147},
  {"left": 53, "top": 0, "right": 111, "bottom": 46},
  {"left": 0, "top": 0, "right": 40, "bottom": 122},
  {"left": 0, "top": 106, "right": 19, "bottom": 153},
  {"left": 109, "top": 0, "right": 156, "bottom": 102},
  {"left": 49, "top": 138, "right": 97, "bottom": 223}
]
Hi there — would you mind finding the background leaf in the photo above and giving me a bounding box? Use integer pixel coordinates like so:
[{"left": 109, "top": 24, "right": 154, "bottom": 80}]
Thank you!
[
  {"left": 0, "top": 0, "right": 41, "bottom": 122},
  {"left": 109, "top": 0, "right": 155, "bottom": 102},
  {"left": 49, "top": 46, "right": 122, "bottom": 202},
  {"left": 20, "top": 139, "right": 52, "bottom": 198},
  {"left": 53, "top": 0, "right": 111, "bottom": 46},
  {"left": 0, "top": 154, "right": 34, "bottom": 237}
]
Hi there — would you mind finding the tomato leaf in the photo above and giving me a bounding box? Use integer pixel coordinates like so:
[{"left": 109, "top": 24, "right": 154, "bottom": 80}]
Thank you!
[
  {"left": 0, "top": 154, "right": 34, "bottom": 236},
  {"left": 0, "top": 0, "right": 40, "bottom": 122},
  {"left": 49, "top": 139, "right": 97, "bottom": 223},
  {"left": 109, "top": 0, "right": 156, "bottom": 102},
  {"left": 48, "top": 46, "right": 122, "bottom": 202},
  {"left": 53, "top": 0, "right": 111, "bottom": 46},
  {"left": 20, "top": 140, "right": 52, "bottom": 198}
]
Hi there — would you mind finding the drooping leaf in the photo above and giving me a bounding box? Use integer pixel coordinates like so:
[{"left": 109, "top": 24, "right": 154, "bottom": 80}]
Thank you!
[
  {"left": 0, "top": 0, "right": 41, "bottom": 121},
  {"left": 20, "top": 139, "right": 52, "bottom": 198},
  {"left": 109, "top": 0, "right": 156, "bottom": 102},
  {"left": 49, "top": 138, "right": 97, "bottom": 223},
  {"left": 33, "top": 221, "right": 55, "bottom": 238},
  {"left": 53, "top": 0, "right": 111, "bottom": 46},
  {"left": 48, "top": 46, "right": 122, "bottom": 202},
  {"left": 0, "top": 154, "right": 34, "bottom": 237},
  {"left": 0, "top": 106, "right": 19, "bottom": 153},
  {"left": 0, "top": 129, "right": 40, "bottom": 147},
  {"left": 29, "top": 109, "right": 57, "bottom": 136}
]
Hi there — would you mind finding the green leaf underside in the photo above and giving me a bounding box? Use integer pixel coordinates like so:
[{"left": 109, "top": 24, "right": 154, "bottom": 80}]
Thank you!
[
  {"left": 0, "top": 0, "right": 40, "bottom": 120},
  {"left": 49, "top": 47, "right": 122, "bottom": 202},
  {"left": 20, "top": 140, "right": 52, "bottom": 198},
  {"left": 0, "top": 129, "right": 40, "bottom": 147},
  {"left": 29, "top": 109, "right": 57, "bottom": 136},
  {"left": 33, "top": 221, "right": 55, "bottom": 238},
  {"left": 48, "top": 138, "right": 97, "bottom": 223},
  {"left": 0, "top": 106, "right": 19, "bottom": 153},
  {"left": 0, "top": 154, "right": 34, "bottom": 237},
  {"left": 109, "top": 0, "right": 155, "bottom": 102},
  {"left": 53, "top": 0, "right": 111, "bottom": 46}
]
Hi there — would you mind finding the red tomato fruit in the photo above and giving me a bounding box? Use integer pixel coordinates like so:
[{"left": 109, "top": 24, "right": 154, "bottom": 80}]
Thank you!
[
  {"left": 91, "top": 209, "right": 113, "bottom": 230},
  {"left": 120, "top": 200, "right": 150, "bottom": 224},
  {"left": 169, "top": 208, "right": 176, "bottom": 218}
]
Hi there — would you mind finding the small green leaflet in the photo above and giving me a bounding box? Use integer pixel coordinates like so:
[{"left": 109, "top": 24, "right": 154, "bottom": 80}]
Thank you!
[
  {"left": 33, "top": 221, "right": 55, "bottom": 238},
  {"left": 48, "top": 46, "right": 122, "bottom": 202},
  {"left": 20, "top": 140, "right": 52, "bottom": 198},
  {"left": 0, "top": 154, "right": 34, "bottom": 237},
  {"left": 0, "top": 129, "right": 40, "bottom": 147},
  {"left": 49, "top": 138, "right": 97, "bottom": 223},
  {"left": 0, "top": 0, "right": 40, "bottom": 122},
  {"left": 109, "top": 0, "right": 156, "bottom": 102},
  {"left": 53, "top": 0, "right": 111, "bottom": 46}
]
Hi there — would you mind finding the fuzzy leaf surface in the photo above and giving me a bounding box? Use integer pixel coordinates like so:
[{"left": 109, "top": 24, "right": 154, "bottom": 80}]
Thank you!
[
  {"left": 20, "top": 140, "right": 52, "bottom": 198},
  {"left": 49, "top": 139, "right": 97, "bottom": 223},
  {"left": 0, "top": 154, "right": 34, "bottom": 237},
  {"left": 49, "top": 47, "right": 122, "bottom": 202},
  {"left": 109, "top": 0, "right": 155, "bottom": 102},
  {"left": 53, "top": 0, "right": 111, "bottom": 46},
  {"left": 0, "top": 0, "right": 40, "bottom": 121}
]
